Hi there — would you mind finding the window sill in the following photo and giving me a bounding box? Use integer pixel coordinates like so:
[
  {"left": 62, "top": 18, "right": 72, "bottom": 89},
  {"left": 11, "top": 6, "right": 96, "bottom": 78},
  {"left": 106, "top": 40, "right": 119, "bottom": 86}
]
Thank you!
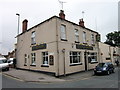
[
  {"left": 41, "top": 65, "right": 49, "bottom": 67},
  {"left": 90, "top": 61, "right": 98, "bottom": 64},
  {"left": 30, "top": 64, "right": 36, "bottom": 66},
  {"left": 91, "top": 44, "right": 95, "bottom": 46},
  {"left": 75, "top": 41, "right": 80, "bottom": 43},
  {"left": 70, "top": 63, "right": 82, "bottom": 66},
  {"left": 61, "top": 39, "right": 68, "bottom": 41},
  {"left": 31, "top": 43, "right": 36, "bottom": 45},
  {"left": 83, "top": 43, "right": 87, "bottom": 45},
  {"left": 24, "top": 64, "right": 27, "bottom": 66}
]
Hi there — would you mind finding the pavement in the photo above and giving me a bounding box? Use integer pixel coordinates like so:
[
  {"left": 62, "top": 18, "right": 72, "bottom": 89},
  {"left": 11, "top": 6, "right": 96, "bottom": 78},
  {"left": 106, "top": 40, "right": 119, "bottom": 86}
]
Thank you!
[{"left": 2, "top": 68, "right": 93, "bottom": 83}]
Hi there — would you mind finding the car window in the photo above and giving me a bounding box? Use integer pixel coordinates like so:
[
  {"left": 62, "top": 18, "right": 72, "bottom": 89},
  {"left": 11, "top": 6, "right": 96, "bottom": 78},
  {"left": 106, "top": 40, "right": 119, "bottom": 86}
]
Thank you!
[
  {"left": 0, "top": 60, "right": 3, "bottom": 64},
  {"left": 97, "top": 63, "right": 107, "bottom": 67},
  {"left": 2, "top": 59, "right": 7, "bottom": 63}
]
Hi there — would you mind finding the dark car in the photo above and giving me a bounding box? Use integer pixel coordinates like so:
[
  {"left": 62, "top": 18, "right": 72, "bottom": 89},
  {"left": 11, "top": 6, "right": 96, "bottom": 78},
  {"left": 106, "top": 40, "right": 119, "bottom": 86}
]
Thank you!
[{"left": 94, "top": 62, "right": 115, "bottom": 75}]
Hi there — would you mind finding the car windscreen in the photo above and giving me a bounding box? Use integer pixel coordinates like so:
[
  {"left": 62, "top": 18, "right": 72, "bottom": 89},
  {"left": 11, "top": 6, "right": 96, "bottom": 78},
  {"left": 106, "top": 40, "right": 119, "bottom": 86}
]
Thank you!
[
  {"left": 0, "top": 59, "right": 7, "bottom": 64},
  {"left": 97, "top": 63, "right": 107, "bottom": 67}
]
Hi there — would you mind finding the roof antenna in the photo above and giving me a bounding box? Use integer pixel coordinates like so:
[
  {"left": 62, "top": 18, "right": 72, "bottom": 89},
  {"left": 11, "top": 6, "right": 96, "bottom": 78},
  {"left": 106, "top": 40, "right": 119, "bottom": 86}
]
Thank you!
[
  {"left": 82, "top": 11, "right": 85, "bottom": 19},
  {"left": 58, "top": 0, "right": 66, "bottom": 10}
]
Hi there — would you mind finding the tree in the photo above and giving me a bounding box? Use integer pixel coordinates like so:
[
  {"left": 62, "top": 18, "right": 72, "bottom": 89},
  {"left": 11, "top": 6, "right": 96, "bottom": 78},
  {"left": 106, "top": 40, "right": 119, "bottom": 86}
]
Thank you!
[{"left": 105, "top": 31, "right": 120, "bottom": 47}]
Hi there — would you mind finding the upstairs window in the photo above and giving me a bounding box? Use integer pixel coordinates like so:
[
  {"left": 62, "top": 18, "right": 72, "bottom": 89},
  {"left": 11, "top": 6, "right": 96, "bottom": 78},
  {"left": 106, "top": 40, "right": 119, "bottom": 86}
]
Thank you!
[
  {"left": 83, "top": 31, "right": 86, "bottom": 43},
  {"left": 60, "top": 25, "right": 67, "bottom": 40},
  {"left": 91, "top": 34, "right": 95, "bottom": 44},
  {"left": 31, "top": 31, "right": 36, "bottom": 44},
  {"left": 74, "top": 29, "right": 79, "bottom": 42}
]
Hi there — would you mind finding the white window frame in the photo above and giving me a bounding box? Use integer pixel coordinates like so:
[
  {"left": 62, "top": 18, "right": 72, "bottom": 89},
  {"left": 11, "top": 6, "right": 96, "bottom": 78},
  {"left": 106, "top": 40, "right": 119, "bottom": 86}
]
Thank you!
[
  {"left": 24, "top": 54, "right": 27, "bottom": 65},
  {"left": 31, "top": 31, "right": 36, "bottom": 44},
  {"left": 70, "top": 51, "right": 81, "bottom": 65},
  {"left": 74, "top": 29, "right": 79, "bottom": 42},
  {"left": 42, "top": 52, "right": 49, "bottom": 65},
  {"left": 31, "top": 53, "right": 36, "bottom": 65},
  {"left": 60, "top": 25, "right": 67, "bottom": 40},
  {"left": 88, "top": 52, "right": 97, "bottom": 63},
  {"left": 83, "top": 31, "right": 86, "bottom": 43}
]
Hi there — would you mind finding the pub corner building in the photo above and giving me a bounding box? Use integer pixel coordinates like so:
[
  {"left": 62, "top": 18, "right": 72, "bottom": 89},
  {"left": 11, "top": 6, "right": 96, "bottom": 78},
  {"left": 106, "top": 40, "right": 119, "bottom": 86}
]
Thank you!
[{"left": 16, "top": 10, "right": 118, "bottom": 77}]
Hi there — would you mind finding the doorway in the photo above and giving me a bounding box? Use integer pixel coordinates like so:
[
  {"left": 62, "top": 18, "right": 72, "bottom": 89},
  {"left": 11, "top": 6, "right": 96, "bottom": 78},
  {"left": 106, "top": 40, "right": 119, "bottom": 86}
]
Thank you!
[{"left": 84, "top": 52, "right": 88, "bottom": 71}]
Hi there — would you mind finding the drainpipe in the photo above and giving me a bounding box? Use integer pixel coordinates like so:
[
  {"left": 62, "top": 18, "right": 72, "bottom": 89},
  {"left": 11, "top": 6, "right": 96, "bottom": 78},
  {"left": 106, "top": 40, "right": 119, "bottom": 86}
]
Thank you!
[
  {"left": 56, "top": 18, "right": 59, "bottom": 77},
  {"left": 62, "top": 48, "right": 66, "bottom": 76}
]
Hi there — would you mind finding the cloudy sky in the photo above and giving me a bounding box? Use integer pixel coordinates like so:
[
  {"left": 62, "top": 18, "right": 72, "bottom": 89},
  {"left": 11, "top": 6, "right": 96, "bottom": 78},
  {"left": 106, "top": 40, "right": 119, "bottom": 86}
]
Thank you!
[{"left": 0, "top": 0, "right": 119, "bottom": 54}]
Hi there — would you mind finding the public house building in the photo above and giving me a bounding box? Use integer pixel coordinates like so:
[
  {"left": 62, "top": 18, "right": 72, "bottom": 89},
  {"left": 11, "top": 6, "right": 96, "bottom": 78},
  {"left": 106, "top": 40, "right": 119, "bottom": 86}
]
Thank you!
[{"left": 16, "top": 10, "right": 101, "bottom": 76}]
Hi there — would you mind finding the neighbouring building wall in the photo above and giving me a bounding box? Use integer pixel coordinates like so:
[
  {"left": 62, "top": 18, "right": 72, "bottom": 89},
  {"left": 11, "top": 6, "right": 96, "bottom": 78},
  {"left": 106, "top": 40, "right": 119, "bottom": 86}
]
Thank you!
[{"left": 98, "top": 42, "right": 119, "bottom": 65}]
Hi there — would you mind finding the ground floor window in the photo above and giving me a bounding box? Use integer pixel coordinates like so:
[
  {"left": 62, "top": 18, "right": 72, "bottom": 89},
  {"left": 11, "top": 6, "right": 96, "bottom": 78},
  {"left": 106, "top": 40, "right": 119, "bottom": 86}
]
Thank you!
[
  {"left": 31, "top": 53, "right": 36, "bottom": 65},
  {"left": 42, "top": 52, "right": 48, "bottom": 65},
  {"left": 70, "top": 51, "right": 81, "bottom": 64},
  {"left": 88, "top": 52, "right": 97, "bottom": 63},
  {"left": 24, "top": 54, "right": 27, "bottom": 66}
]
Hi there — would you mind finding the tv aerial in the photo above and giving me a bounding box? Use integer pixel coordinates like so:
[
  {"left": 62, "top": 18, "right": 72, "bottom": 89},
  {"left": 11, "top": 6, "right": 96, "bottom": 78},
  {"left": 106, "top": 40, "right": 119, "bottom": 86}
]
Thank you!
[
  {"left": 58, "top": 0, "right": 66, "bottom": 10},
  {"left": 82, "top": 11, "right": 85, "bottom": 19}
]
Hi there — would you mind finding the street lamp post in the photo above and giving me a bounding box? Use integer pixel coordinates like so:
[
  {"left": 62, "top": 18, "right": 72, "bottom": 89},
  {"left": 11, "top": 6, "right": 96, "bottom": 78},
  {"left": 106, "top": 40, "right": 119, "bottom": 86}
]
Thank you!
[
  {"left": 15, "top": 13, "right": 20, "bottom": 68},
  {"left": 16, "top": 13, "right": 20, "bottom": 35}
]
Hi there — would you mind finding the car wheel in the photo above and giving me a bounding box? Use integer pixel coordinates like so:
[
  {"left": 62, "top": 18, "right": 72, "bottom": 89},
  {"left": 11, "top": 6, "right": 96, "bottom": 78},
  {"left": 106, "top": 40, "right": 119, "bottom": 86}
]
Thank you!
[
  {"left": 93, "top": 71, "right": 96, "bottom": 75},
  {"left": 107, "top": 70, "right": 110, "bottom": 75},
  {"left": 6, "top": 67, "right": 9, "bottom": 71},
  {"left": 112, "top": 69, "right": 115, "bottom": 73}
]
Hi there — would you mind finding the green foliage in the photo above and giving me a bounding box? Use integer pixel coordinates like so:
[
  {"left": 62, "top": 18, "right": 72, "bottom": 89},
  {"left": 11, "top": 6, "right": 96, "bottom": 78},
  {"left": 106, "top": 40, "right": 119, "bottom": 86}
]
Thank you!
[{"left": 105, "top": 31, "right": 120, "bottom": 47}]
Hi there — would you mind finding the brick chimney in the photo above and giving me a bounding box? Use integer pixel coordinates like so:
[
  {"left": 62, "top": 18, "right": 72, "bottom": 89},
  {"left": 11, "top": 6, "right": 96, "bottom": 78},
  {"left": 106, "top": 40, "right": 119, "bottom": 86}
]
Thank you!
[
  {"left": 79, "top": 18, "right": 85, "bottom": 27},
  {"left": 22, "top": 19, "right": 28, "bottom": 32},
  {"left": 59, "top": 10, "right": 65, "bottom": 19}
]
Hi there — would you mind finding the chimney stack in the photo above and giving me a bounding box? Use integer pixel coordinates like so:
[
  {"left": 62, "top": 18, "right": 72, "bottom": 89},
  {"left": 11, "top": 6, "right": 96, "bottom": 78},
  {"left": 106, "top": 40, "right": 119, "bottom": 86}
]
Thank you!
[
  {"left": 59, "top": 10, "right": 65, "bottom": 19},
  {"left": 79, "top": 18, "right": 85, "bottom": 27},
  {"left": 22, "top": 19, "right": 28, "bottom": 32}
]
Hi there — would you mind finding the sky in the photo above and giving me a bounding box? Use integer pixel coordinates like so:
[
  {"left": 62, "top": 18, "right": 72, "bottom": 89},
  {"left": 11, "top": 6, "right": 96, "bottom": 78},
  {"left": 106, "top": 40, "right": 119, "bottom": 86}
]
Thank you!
[{"left": 0, "top": 0, "right": 119, "bottom": 55}]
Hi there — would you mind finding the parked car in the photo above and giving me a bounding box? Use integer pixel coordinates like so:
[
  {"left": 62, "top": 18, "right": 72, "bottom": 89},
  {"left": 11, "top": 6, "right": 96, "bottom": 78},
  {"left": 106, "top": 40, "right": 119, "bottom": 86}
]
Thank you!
[
  {"left": 94, "top": 62, "right": 115, "bottom": 75},
  {"left": 0, "top": 58, "right": 9, "bottom": 71},
  {"left": 8, "top": 58, "right": 13, "bottom": 67}
]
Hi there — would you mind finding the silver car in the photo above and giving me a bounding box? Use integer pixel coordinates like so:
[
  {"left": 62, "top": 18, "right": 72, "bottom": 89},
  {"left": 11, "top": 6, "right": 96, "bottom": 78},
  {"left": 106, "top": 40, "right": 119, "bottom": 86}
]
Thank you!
[{"left": 0, "top": 58, "right": 9, "bottom": 71}]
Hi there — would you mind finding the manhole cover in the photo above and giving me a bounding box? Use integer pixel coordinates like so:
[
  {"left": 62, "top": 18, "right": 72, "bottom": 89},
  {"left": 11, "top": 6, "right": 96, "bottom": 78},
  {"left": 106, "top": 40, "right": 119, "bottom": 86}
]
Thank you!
[{"left": 39, "top": 78, "right": 45, "bottom": 80}]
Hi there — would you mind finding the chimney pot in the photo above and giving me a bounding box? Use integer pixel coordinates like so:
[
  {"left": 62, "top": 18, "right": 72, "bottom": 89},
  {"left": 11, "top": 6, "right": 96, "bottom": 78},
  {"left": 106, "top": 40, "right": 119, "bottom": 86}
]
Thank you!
[
  {"left": 79, "top": 18, "right": 85, "bottom": 27},
  {"left": 22, "top": 19, "right": 28, "bottom": 32},
  {"left": 59, "top": 10, "right": 65, "bottom": 19}
]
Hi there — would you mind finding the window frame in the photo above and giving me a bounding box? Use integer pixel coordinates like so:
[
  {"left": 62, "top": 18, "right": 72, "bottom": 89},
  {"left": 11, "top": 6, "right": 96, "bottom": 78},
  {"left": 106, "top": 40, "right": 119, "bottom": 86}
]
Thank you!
[
  {"left": 88, "top": 52, "right": 98, "bottom": 63},
  {"left": 31, "top": 53, "right": 36, "bottom": 66},
  {"left": 42, "top": 51, "right": 49, "bottom": 66},
  {"left": 60, "top": 24, "right": 67, "bottom": 41},
  {"left": 31, "top": 31, "right": 36, "bottom": 45},
  {"left": 24, "top": 54, "right": 27, "bottom": 66},
  {"left": 83, "top": 31, "right": 86, "bottom": 43},
  {"left": 69, "top": 51, "right": 82, "bottom": 65},
  {"left": 91, "top": 34, "right": 95, "bottom": 44},
  {"left": 74, "top": 29, "right": 79, "bottom": 43}
]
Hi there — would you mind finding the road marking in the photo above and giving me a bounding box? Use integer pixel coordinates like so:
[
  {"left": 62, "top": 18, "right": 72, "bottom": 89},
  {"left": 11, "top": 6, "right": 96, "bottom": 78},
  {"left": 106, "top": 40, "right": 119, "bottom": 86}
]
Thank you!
[{"left": 3, "top": 74, "right": 24, "bottom": 82}]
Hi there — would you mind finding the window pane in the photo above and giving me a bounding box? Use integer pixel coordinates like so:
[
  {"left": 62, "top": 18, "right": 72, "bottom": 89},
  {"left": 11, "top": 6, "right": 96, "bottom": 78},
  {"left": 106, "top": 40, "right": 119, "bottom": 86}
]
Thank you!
[
  {"left": 83, "top": 32, "right": 86, "bottom": 43},
  {"left": 70, "top": 56, "right": 72, "bottom": 63},
  {"left": 70, "top": 51, "right": 81, "bottom": 64},
  {"left": 60, "top": 25, "right": 66, "bottom": 40}
]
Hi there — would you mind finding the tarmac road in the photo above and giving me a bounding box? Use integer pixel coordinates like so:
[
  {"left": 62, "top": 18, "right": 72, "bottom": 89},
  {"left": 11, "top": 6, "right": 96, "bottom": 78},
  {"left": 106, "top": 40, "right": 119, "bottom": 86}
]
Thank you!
[{"left": 2, "top": 67, "right": 119, "bottom": 88}]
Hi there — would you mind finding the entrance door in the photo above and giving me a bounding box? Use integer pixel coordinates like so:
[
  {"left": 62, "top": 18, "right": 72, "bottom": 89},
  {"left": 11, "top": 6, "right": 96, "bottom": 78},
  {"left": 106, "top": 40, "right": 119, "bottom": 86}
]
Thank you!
[{"left": 84, "top": 52, "right": 87, "bottom": 71}]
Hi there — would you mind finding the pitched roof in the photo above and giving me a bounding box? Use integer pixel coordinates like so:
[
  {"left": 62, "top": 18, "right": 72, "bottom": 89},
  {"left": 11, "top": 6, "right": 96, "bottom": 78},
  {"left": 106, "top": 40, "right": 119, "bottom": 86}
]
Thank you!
[{"left": 17, "top": 16, "right": 99, "bottom": 37}]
